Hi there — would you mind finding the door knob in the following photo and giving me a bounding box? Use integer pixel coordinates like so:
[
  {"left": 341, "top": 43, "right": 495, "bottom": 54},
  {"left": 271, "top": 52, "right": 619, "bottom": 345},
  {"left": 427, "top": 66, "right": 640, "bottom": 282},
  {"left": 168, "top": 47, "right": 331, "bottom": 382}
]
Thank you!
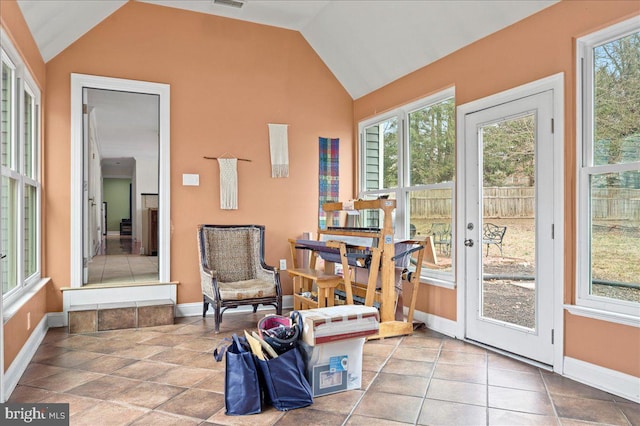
[{"left": 464, "top": 239, "right": 474, "bottom": 247}]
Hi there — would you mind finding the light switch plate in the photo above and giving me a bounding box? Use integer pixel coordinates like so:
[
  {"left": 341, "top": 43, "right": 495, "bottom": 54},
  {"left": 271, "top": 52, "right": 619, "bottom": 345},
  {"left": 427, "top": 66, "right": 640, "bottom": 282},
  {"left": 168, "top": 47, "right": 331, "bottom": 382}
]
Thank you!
[{"left": 182, "top": 174, "right": 199, "bottom": 186}]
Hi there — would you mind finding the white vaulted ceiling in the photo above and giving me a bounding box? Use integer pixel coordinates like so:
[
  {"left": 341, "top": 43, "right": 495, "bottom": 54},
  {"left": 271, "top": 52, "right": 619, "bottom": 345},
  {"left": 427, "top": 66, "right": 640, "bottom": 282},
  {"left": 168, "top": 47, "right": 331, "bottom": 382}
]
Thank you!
[
  {"left": 15, "top": 0, "right": 558, "bottom": 170},
  {"left": 17, "top": 0, "right": 558, "bottom": 99}
]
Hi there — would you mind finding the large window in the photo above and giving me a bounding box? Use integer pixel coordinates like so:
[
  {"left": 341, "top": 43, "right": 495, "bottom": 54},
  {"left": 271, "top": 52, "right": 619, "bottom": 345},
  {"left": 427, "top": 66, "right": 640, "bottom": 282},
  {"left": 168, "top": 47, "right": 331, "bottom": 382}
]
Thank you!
[
  {"left": 359, "top": 89, "right": 456, "bottom": 285},
  {"left": 577, "top": 18, "right": 639, "bottom": 317},
  {"left": 1, "top": 33, "right": 41, "bottom": 302}
]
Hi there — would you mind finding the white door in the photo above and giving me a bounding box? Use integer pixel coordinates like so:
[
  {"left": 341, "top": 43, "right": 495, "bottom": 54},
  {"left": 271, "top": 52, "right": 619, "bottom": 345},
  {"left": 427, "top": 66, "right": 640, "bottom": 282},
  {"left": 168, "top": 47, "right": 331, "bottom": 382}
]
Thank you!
[{"left": 464, "top": 90, "right": 555, "bottom": 365}]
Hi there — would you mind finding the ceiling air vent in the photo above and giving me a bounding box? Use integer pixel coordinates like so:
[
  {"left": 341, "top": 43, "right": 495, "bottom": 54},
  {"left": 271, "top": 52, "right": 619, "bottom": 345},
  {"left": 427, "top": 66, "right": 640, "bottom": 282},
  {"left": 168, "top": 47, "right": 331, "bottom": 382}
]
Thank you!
[{"left": 213, "top": 0, "right": 246, "bottom": 8}]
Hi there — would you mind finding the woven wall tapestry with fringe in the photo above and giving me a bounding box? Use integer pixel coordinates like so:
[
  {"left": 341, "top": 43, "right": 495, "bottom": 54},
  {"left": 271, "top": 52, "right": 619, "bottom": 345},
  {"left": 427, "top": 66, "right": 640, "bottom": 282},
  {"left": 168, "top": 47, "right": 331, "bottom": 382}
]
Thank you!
[
  {"left": 318, "top": 137, "right": 339, "bottom": 229},
  {"left": 217, "top": 158, "right": 238, "bottom": 210},
  {"left": 268, "top": 123, "right": 289, "bottom": 178}
]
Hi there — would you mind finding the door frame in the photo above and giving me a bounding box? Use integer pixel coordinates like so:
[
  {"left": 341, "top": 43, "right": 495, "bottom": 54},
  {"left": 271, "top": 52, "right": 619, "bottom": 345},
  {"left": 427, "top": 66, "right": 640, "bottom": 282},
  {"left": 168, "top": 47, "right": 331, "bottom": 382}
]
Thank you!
[
  {"left": 455, "top": 73, "right": 565, "bottom": 373},
  {"left": 70, "top": 74, "right": 171, "bottom": 287}
]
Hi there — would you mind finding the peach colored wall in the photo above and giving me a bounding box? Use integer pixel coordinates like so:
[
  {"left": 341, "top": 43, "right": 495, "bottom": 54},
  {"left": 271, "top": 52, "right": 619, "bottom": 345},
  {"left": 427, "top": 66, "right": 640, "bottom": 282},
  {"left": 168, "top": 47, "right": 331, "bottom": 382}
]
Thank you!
[
  {"left": 0, "top": 0, "right": 48, "bottom": 372},
  {"left": 44, "top": 1, "right": 353, "bottom": 308},
  {"left": 3, "top": 286, "right": 47, "bottom": 371},
  {"left": 354, "top": 0, "right": 640, "bottom": 374},
  {"left": 565, "top": 312, "right": 639, "bottom": 377}
]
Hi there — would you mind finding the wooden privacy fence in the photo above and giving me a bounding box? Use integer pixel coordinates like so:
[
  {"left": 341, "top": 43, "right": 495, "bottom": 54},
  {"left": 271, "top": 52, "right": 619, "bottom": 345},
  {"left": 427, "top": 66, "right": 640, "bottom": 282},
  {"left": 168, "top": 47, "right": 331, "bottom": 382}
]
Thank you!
[{"left": 411, "top": 187, "right": 640, "bottom": 220}]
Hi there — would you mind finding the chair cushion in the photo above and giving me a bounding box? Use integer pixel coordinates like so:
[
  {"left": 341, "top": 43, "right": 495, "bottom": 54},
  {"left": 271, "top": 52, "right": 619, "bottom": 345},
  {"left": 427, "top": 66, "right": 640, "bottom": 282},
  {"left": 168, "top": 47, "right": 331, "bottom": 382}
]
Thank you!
[{"left": 219, "top": 279, "right": 277, "bottom": 300}]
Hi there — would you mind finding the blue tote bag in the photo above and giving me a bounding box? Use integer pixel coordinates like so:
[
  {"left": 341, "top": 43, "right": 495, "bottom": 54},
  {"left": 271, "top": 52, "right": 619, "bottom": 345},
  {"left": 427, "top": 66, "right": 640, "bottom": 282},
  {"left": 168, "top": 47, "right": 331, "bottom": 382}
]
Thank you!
[
  {"left": 214, "top": 334, "right": 262, "bottom": 415},
  {"left": 256, "top": 344, "right": 313, "bottom": 411}
]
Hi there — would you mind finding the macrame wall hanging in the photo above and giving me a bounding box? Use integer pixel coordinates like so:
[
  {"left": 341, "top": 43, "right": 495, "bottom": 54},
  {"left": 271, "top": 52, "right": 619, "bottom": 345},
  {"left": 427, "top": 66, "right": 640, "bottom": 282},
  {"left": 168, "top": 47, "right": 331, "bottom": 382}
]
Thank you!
[
  {"left": 204, "top": 156, "right": 251, "bottom": 210},
  {"left": 268, "top": 123, "right": 289, "bottom": 178}
]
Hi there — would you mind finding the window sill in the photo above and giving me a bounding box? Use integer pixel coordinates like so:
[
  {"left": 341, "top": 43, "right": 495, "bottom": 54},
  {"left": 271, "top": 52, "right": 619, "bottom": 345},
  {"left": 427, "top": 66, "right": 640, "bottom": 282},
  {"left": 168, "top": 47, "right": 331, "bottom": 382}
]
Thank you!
[
  {"left": 564, "top": 304, "right": 640, "bottom": 328},
  {"left": 419, "top": 276, "right": 456, "bottom": 290},
  {"left": 3, "top": 277, "right": 51, "bottom": 324}
]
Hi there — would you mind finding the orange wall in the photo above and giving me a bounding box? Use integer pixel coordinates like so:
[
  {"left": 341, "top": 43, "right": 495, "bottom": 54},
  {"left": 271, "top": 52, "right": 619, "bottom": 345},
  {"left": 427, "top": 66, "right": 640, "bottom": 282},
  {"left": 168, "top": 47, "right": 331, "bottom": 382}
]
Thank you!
[
  {"left": 44, "top": 1, "right": 354, "bottom": 308},
  {"left": 0, "top": 0, "right": 48, "bottom": 371},
  {"left": 354, "top": 0, "right": 640, "bottom": 376}
]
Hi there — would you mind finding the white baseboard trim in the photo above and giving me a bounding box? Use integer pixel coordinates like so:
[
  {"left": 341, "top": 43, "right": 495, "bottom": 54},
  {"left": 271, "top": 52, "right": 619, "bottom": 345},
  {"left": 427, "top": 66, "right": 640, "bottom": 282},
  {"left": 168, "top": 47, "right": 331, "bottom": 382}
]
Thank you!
[
  {"left": 563, "top": 356, "right": 639, "bottom": 403},
  {"left": 411, "top": 309, "right": 457, "bottom": 338},
  {"left": 175, "top": 295, "right": 294, "bottom": 318},
  {"left": 3, "top": 315, "right": 49, "bottom": 402}
]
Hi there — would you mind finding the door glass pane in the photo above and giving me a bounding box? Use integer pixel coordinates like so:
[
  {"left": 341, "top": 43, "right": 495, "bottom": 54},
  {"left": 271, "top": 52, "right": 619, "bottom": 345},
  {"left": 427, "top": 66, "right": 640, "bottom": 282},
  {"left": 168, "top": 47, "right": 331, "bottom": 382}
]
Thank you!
[
  {"left": 363, "top": 118, "right": 398, "bottom": 191},
  {"left": 590, "top": 171, "right": 640, "bottom": 302},
  {"left": 480, "top": 113, "right": 536, "bottom": 329}
]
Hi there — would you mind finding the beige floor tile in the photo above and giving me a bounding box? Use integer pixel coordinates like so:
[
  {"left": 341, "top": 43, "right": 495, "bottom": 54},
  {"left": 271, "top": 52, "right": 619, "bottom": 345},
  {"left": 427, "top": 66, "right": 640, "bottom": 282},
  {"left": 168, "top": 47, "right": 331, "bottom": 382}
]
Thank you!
[
  {"left": 368, "top": 372, "right": 429, "bottom": 397},
  {"left": 552, "top": 395, "right": 629, "bottom": 425},
  {"left": 418, "top": 398, "right": 487, "bottom": 426},
  {"left": 8, "top": 314, "right": 633, "bottom": 426},
  {"left": 543, "top": 373, "right": 618, "bottom": 401},
  {"left": 7, "top": 385, "right": 57, "bottom": 403},
  {"left": 66, "top": 375, "right": 140, "bottom": 400},
  {"left": 381, "top": 358, "right": 434, "bottom": 377},
  {"left": 433, "top": 362, "right": 487, "bottom": 384},
  {"left": 488, "top": 386, "right": 555, "bottom": 415},
  {"left": 39, "top": 393, "right": 101, "bottom": 416},
  {"left": 488, "top": 408, "right": 558, "bottom": 425},
  {"left": 156, "top": 388, "right": 224, "bottom": 420},
  {"left": 70, "top": 401, "right": 148, "bottom": 426},
  {"left": 18, "top": 363, "right": 68, "bottom": 385},
  {"left": 39, "top": 350, "right": 102, "bottom": 368},
  {"left": 151, "top": 365, "right": 217, "bottom": 388},
  {"left": 129, "top": 411, "right": 201, "bottom": 426},
  {"left": 488, "top": 368, "right": 545, "bottom": 392},
  {"left": 617, "top": 401, "right": 640, "bottom": 425},
  {"left": 353, "top": 390, "right": 423, "bottom": 424},
  {"left": 346, "top": 414, "right": 413, "bottom": 425},
  {"left": 438, "top": 349, "right": 487, "bottom": 367},
  {"left": 276, "top": 407, "right": 347, "bottom": 425},
  {"left": 112, "top": 359, "right": 174, "bottom": 380},
  {"left": 310, "top": 389, "right": 365, "bottom": 414},
  {"left": 426, "top": 378, "right": 487, "bottom": 406},
  {"left": 76, "top": 354, "right": 137, "bottom": 374},
  {"left": 392, "top": 346, "right": 439, "bottom": 362},
  {"left": 441, "top": 339, "right": 488, "bottom": 355},
  {"left": 207, "top": 405, "right": 284, "bottom": 425},
  {"left": 112, "top": 381, "right": 187, "bottom": 409},
  {"left": 27, "top": 369, "right": 104, "bottom": 393},
  {"left": 488, "top": 352, "right": 539, "bottom": 373}
]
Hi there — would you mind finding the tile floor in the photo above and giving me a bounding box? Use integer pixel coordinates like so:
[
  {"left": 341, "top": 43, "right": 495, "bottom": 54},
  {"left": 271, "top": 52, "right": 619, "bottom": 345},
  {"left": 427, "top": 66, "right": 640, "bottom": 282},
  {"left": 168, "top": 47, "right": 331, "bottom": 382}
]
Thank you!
[
  {"left": 87, "top": 236, "right": 158, "bottom": 284},
  {"left": 9, "top": 311, "right": 639, "bottom": 425}
]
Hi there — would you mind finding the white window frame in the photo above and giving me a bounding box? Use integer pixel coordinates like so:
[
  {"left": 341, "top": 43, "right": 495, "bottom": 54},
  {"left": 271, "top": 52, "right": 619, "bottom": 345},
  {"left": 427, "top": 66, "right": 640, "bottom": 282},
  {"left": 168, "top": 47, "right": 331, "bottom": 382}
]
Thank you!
[
  {"left": 358, "top": 87, "right": 456, "bottom": 288},
  {"left": 1, "top": 28, "right": 42, "bottom": 307},
  {"left": 576, "top": 17, "right": 640, "bottom": 319}
]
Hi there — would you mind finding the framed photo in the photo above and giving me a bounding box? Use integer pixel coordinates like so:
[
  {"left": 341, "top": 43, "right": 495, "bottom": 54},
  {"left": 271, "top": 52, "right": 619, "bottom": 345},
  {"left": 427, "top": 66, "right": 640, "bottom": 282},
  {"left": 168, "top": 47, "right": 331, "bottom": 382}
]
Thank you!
[{"left": 312, "top": 363, "right": 348, "bottom": 396}]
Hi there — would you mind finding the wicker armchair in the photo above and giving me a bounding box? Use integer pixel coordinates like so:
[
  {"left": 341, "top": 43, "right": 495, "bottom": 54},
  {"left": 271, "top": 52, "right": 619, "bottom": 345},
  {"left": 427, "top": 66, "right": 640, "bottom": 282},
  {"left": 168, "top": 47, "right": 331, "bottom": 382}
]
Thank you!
[{"left": 197, "top": 224, "right": 282, "bottom": 332}]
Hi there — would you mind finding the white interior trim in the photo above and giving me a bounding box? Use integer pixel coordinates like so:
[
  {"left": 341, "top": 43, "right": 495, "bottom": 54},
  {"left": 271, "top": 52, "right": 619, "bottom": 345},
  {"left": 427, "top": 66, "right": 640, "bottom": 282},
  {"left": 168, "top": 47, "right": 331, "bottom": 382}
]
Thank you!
[
  {"left": 410, "top": 309, "right": 458, "bottom": 338},
  {"left": 455, "top": 73, "right": 565, "bottom": 372},
  {"left": 564, "top": 304, "right": 640, "bottom": 328},
  {"left": 70, "top": 73, "right": 170, "bottom": 288},
  {"left": 564, "top": 356, "right": 640, "bottom": 403}
]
